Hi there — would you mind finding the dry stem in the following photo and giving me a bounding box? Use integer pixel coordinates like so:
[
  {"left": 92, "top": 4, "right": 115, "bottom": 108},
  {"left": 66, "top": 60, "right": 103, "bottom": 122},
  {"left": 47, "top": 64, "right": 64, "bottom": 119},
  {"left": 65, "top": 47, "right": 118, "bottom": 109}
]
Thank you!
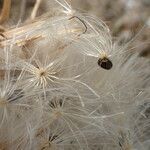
[
  {"left": 0, "top": 0, "right": 11, "bottom": 23},
  {"left": 31, "top": 0, "right": 42, "bottom": 20}
]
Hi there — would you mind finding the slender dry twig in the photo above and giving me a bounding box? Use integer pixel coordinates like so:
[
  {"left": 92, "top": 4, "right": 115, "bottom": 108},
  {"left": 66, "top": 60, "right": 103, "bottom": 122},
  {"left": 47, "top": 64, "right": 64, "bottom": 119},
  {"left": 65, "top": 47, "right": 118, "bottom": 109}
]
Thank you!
[
  {"left": 31, "top": 0, "right": 42, "bottom": 20},
  {"left": 0, "top": 13, "right": 84, "bottom": 48}
]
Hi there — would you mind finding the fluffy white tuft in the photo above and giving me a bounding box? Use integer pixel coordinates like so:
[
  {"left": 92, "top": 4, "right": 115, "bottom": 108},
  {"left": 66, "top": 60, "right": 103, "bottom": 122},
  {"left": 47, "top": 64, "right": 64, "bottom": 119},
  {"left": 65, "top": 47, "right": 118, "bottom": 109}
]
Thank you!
[{"left": 0, "top": 0, "right": 149, "bottom": 150}]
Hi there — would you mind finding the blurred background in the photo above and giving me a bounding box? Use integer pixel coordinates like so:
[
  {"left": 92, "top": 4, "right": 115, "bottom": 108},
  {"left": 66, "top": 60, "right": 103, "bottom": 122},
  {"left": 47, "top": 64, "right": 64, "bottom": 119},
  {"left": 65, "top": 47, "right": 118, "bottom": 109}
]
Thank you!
[{"left": 0, "top": 0, "right": 149, "bottom": 57}]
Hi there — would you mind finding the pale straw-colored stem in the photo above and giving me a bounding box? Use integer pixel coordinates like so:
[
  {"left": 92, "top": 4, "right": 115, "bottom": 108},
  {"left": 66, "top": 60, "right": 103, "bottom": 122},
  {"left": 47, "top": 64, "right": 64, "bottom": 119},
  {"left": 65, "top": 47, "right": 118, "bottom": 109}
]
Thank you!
[{"left": 31, "top": 0, "right": 42, "bottom": 20}]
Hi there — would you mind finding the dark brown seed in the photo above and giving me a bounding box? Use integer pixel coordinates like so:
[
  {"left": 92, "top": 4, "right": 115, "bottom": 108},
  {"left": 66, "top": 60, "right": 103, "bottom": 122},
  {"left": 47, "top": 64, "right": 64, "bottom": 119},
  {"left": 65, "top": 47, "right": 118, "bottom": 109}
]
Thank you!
[{"left": 97, "top": 57, "right": 113, "bottom": 70}]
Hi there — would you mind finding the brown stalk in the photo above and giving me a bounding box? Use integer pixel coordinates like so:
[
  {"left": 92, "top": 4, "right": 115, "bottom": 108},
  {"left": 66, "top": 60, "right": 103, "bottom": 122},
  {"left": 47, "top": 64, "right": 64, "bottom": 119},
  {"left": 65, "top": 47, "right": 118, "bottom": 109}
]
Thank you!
[{"left": 0, "top": 0, "right": 11, "bottom": 23}]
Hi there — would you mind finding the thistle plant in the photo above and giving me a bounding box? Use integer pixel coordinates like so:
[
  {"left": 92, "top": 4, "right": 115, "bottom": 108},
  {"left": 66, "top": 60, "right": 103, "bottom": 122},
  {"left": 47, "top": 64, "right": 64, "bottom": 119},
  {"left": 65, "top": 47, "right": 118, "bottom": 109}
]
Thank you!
[{"left": 0, "top": 0, "right": 149, "bottom": 150}]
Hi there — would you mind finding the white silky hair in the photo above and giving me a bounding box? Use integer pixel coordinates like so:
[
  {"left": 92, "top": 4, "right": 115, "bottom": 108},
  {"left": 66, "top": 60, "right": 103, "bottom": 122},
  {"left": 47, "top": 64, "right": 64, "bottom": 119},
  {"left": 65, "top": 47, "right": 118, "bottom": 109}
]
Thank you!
[{"left": 0, "top": 0, "right": 149, "bottom": 150}]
